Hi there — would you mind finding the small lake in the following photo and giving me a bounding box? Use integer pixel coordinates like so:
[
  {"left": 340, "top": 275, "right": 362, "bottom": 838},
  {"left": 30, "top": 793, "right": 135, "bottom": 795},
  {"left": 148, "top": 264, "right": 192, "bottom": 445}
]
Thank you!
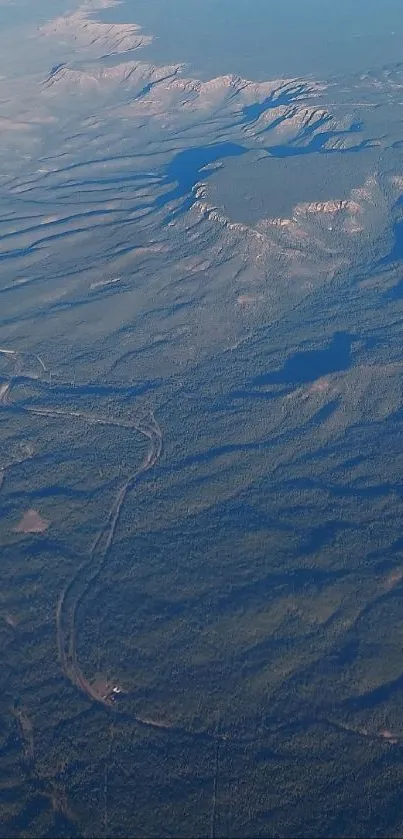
[{"left": 253, "top": 331, "right": 353, "bottom": 386}]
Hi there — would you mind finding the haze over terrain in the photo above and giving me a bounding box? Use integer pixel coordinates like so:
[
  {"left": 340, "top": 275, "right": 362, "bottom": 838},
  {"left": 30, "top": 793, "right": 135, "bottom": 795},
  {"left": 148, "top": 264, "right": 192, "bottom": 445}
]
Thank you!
[{"left": 2, "top": 1, "right": 403, "bottom": 836}]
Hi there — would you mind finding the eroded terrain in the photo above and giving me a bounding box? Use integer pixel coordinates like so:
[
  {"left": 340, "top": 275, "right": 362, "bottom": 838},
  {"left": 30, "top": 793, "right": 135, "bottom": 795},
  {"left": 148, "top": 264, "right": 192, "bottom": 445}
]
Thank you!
[{"left": 2, "top": 1, "right": 403, "bottom": 836}]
